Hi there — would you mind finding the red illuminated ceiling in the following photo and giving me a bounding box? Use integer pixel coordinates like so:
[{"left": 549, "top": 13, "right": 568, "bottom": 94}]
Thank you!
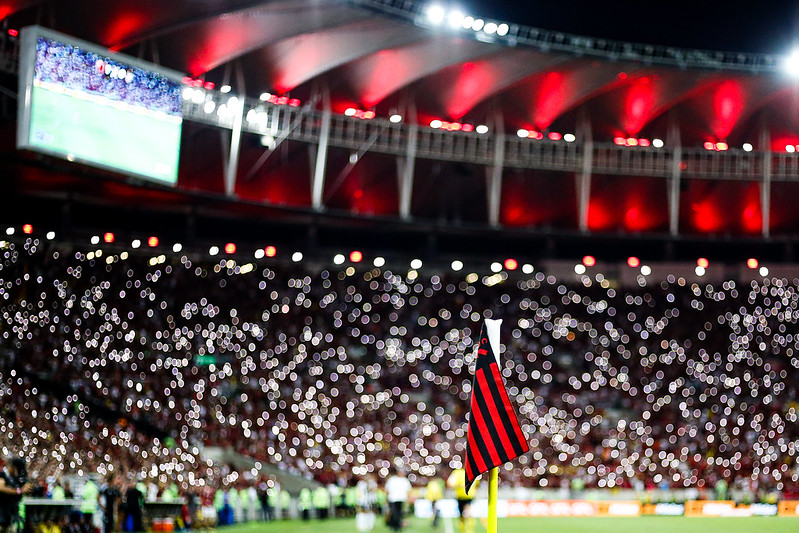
[
  {"left": 4, "top": 0, "right": 796, "bottom": 141},
  {"left": 8, "top": 0, "right": 799, "bottom": 239}
]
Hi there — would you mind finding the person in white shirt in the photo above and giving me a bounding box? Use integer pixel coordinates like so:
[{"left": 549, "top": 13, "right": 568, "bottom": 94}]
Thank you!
[{"left": 384, "top": 467, "right": 411, "bottom": 532}]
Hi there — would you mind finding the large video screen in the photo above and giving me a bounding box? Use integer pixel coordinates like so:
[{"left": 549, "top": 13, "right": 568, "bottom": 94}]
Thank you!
[{"left": 17, "top": 26, "right": 184, "bottom": 185}]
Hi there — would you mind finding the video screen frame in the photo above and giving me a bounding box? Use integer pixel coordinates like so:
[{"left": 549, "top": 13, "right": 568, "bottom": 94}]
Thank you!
[{"left": 17, "top": 25, "right": 186, "bottom": 185}]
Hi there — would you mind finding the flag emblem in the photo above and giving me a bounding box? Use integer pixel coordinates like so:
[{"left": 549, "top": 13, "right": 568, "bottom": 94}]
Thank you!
[{"left": 464, "top": 319, "right": 529, "bottom": 492}]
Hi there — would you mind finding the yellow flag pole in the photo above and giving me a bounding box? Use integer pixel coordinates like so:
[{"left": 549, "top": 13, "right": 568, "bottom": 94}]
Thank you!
[{"left": 488, "top": 467, "right": 498, "bottom": 533}]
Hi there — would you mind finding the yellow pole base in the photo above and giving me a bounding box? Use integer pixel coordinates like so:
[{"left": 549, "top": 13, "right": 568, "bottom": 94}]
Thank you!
[{"left": 488, "top": 467, "right": 498, "bottom": 533}]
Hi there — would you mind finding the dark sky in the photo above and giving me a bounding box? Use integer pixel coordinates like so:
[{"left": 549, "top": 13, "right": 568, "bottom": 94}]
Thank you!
[{"left": 458, "top": 1, "right": 799, "bottom": 55}]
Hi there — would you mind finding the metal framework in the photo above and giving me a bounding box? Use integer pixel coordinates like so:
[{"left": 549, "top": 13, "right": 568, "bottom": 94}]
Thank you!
[
  {"left": 350, "top": 0, "right": 784, "bottom": 73},
  {"left": 184, "top": 90, "right": 799, "bottom": 236}
]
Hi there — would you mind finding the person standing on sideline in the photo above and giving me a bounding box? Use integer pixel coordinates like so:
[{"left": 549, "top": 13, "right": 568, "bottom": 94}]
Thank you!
[
  {"left": 426, "top": 477, "right": 444, "bottom": 528},
  {"left": 100, "top": 475, "right": 121, "bottom": 533},
  {"left": 384, "top": 467, "right": 411, "bottom": 532},
  {"left": 447, "top": 468, "right": 479, "bottom": 533}
]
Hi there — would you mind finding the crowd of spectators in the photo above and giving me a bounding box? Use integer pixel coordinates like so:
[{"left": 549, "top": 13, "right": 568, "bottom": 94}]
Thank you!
[
  {"left": 34, "top": 37, "right": 182, "bottom": 116},
  {"left": 1, "top": 235, "right": 798, "bottom": 500}
]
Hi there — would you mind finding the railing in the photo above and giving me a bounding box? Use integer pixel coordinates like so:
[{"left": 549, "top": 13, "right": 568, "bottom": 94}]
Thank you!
[
  {"left": 182, "top": 91, "right": 799, "bottom": 183},
  {"left": 351, "top": 0, "right": 783, "bottom": 73}
]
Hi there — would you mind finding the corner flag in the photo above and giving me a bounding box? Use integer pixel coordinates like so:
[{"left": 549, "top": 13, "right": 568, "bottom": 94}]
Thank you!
[{"left": 463, "top": 319, "right": 529, "bottom": 493}]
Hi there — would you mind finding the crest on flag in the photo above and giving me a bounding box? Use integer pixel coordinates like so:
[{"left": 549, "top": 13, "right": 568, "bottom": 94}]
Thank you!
[{"left": 463, "top": 319, "right": 530, "bottom": 492}]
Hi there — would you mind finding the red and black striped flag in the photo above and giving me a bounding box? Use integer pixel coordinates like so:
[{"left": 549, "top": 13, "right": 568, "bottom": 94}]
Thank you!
[{"left": 464, "top": 319, "right": 529, "bottom": 492}]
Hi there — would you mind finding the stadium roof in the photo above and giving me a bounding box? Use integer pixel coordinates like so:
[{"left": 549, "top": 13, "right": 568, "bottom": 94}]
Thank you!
[
  {"left": 3, "top": 0, "right": 796, "bottom": 141},
  {"left": 4, "top": 0, "right": 799, "bottom": 258}
]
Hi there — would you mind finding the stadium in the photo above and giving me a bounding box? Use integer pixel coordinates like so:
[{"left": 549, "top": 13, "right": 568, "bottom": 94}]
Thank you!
[{"left": 1, "top": 1, "right": 799, "bottom": 533}]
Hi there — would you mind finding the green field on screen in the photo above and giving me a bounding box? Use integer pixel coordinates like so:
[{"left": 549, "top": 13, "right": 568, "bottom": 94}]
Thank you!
[{"left": 28, "top": 86, "right": 181, "bottom": 184}]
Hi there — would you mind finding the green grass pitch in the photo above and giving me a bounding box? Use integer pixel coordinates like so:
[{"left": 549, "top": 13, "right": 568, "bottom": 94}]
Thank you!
[{"left": 221, "top": 515, "right": 799, "bottom": 533}]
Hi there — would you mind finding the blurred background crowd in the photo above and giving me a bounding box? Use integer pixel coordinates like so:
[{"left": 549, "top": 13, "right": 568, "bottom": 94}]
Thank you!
[{"left": 1, "top": 235, "right": 798, "bottom": 516}]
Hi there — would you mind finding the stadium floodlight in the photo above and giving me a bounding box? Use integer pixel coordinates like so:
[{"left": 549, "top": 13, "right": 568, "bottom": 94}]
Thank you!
[
  {"left": 46, "top": 231, "right": 55, "bottom": 240},
  {"left": 172, "top": 243, "right": 182, "bottom": 253},
  {"left": 759, "top": 266, "right": 769, "bottom": 277},
  {"left": 476, "top": 124, "right": 488, "bottom": 134},
  {"left": 333, "top": 254, "right": 345, "bottom": 265},
  {"left": 425, "top": 4, "right": 446, "bottom": 25},
  {"left": 254, "top": 248, "right": 265, "bottom": 259},
  {"left": 451, "top": 260, "right": 464, "bottom": 271},
  {"left": 292, "top": 252, "right": 303, "bottom": 262},
  {"left": 345, "top": 108, "right": 356, "bottom": 117},
  {"left": 259, "top": 92, "right": 271, "bottom": 101},
  {"left": 517, "top": 128, "right": 529, "bottom": 138},
  {"left": 496, "top": 23, "right": 509, "bottom": 36},
  {"left": 484, "top": 22, "right": 498, "bottom": 34},
  {"left": 131, "top": 239, "right": 141, "bottom": 249},
  {"left": 181, "top": 87, "right": 194, "bottom": 100},
  {"left": 695, "top": 266, "right": 706, "bottom": 276},
  {"left": 203, "top": 100, "right": 215, "bottom": 114},
  {"left": 742, "top": 143, "right": 753, "bottom": 152},
  {"left": 652, "top": 138, "right": 664, "bottom": 148},
  {"left": 260, "top": 135, "right": 276, "bottom": 150},
  {"left": 191, "top": 90, "right": 205, "bottom": 104},
  {"left": 430, "top": 119, "right": 443, "bottom": 128},
  {"left": 389, "top": 114, "right": 403, "bottom": 123},
  {"left": 640, "top": 265, "right": 652, "bottom": 276},
  {"left": 563, "top": 133, "right": 576, "bottom": 142},
  {"left": 410, "top": 258, "right": 423, "bottom": 269},
  {"left": 787, "top": 145, "right": 796, "bottom": 153},
  {"left": 462, "top": 15, "right": 475, "bottom": 29},
  {"left": 471, "top": 18, "right": 485, "bottom": 31},
  {"left": 785, "top": 49, "right": 799, "bottom": 77},
  {"left": 447, "top": 10, "right": 465, "bottom": 28},
  {"left": 209, "top": 246, "right": 219, "bottom": 256},
  {"left": 91, "top": 235, "right": 100, "bottom": 245},
  {"left": 4, "top": 227, "right": 13, "bottom": 235},
  {"left": 490, "top": 262, "right": 502, "bottom": 273},
  {"left": 521, "top": 263, "right": 534, "bottom": 274},
  {"left": 574, "top": 264, "right": 586, "bottom": 275},
  {"left": 220, "top": 85, "right": 231, "bottom": 94},
  {"left": 373, "top": 256, "right": 386, "bottom": 267}
]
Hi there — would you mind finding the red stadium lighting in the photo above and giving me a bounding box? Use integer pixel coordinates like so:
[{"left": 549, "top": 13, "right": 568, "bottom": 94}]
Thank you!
[
  {"left": 638, "top": 138, "right": 651, "bottom": 147},
  {"left": 627, "top": 256, "right": 640, "bottom": 268},
  {"left": 504, "top": 258, "right": 518, "bottom": 270},
  {"left": 548, "top": 132, "right": 562, "bottom": 141},
  {"left": 225, "top": 243, "right": 236, "bottom": 254},
  {"left": 350, "top": 251, "right": 363, "bottom": 263},
  {"left": 103, "top": 232, "right": 115, "bottom": 243},
  {"left": 22, "top": 224, "right": 33, "bottom": 234},
  {"left": 147, "top": 236, "right": 159, "bottom": 247},
  {"left": 716, "top": 142, "right": 728, "bottom": 151},
  {"left": 697, "top": 258, "right": 710, "bottom": 269},
  {"left": 614, "top": 137, "right": 625, "bottom": 145},
  {"left": 626, "top": 138, "right": 638, "bottom": 146},
  {"left": 747, "top": 258, "right": 758, "bottom": 269},
  {"left": 703, "top": 141, "right": 714, "bottom": 150},
  {"left": 583, "top": 255, "right": 596, "bottom": 267},
  {"left": 8, "top": 29, "right": 18, "bottom": 37},
  {"left": 203, "top": 81, "right": 215, "bottom": 90},
  {"left": 265, "top": 246, "right": 277, "bottom": 257}
]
